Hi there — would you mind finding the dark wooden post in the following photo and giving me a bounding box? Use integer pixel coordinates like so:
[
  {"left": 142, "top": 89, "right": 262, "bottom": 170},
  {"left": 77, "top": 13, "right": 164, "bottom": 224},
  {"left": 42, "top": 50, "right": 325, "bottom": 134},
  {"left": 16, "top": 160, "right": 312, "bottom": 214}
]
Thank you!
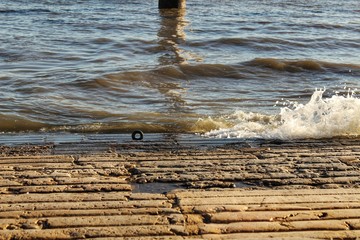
[{"left": 159, "top": 0, "right": 186, "bottom": 9}]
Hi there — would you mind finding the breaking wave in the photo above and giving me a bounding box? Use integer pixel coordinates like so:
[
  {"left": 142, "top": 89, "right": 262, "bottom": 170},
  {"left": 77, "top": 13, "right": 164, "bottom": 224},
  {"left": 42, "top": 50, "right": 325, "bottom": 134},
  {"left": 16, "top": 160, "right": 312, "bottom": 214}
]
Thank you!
[{"left": 205, "top": 89, "right": 360, "bottom": 139}]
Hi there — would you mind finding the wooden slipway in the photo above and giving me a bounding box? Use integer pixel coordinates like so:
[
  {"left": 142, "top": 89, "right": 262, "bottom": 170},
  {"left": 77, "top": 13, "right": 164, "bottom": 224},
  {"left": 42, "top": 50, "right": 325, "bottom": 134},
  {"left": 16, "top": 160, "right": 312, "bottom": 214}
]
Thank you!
[{"left": 1, "top": 133, "right": 360, "bottom": 239}]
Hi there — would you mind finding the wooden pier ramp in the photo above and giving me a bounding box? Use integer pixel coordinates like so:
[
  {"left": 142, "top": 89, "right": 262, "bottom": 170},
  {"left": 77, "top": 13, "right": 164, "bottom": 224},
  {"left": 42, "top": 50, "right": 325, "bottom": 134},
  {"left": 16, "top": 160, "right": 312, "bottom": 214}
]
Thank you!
[{"left": 0, "top": 134, "right": 360, "bottom": 239}]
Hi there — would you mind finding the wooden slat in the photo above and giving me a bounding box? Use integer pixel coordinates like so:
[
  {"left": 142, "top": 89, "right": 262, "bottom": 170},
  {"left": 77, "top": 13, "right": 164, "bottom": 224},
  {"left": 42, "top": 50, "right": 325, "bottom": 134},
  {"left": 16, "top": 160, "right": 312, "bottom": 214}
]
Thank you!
[
  {"left": 198, "top": 220, "right": 351, "bottom": 234},
  {"left": 183, "top": 202, "right": 360, "bottom": 213},
  {"left": 0, "top": 200, "right": 172, "bottom": 212},
  {"left": 0, "top": 226, "right": 182, "bottom": 239},
  {"left": 173, "top": 188, "right": 360, "bottom": 198},
  {"left": 0, "top": 214, "right": 180, "bottom": 229},
  {"left": 0, "top": 208, "right": 179, "bottom": 219},
  {"left": 1, "top": 183, "right": 132, "bottom": 194},
  {"left": 0, "top": 192, "right": 130, "bottom": 203},
  {"left": 200, "top": 230, "right": 360, "bottom": 239},
  {"left": 178, "top": 195, "right": 360, "bottom": 207},
  {"left": 208, "top": 209, "right": 360, "bottom": 222}
]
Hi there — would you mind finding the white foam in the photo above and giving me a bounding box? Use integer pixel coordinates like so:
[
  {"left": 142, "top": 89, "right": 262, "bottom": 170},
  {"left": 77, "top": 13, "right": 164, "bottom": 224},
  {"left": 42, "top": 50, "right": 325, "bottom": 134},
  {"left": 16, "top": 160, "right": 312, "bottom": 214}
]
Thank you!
[{"left": 204, "top": 89, "right": 360, "bottom": 139}]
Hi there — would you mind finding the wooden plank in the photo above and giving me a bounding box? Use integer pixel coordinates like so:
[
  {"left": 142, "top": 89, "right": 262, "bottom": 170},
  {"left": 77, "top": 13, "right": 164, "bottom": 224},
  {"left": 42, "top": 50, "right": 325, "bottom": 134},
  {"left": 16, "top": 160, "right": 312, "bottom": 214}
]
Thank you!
[
  {"left": 178, "top": 195, "right": 360, "bottom": 207},
  {"left": 0, "top": 225, "right": 181, "bottom": 238},
  {"left": 0, "top": 200, "right": 172, "bottom": 212},
  {"left": 0, "top": 214, "right": 181, "bottom": 229},
  {"left": 199, "top": 220, "right": 351, "bottom": 234},
  {"left": 209, "top": 209, "right": 360, "bottom": 223},
  {"left": 172, "top": 188, "right": 360, "bottom": 198},
  {"left": 0, "top": 208, "right": 180, "bottom": 219},
  {"left": 124, "top": 154, "right": 257, "bottom": 162},
  {"left": 200, "top": 230, "right": 360, "bottom": 239},
  {"left": 0, "top": 164, "right": 95, "bottom": 170},
  {"left": 50, "top": 177, "right": 128, "bottom": 185},
  {"left": 0, "top": 192, "right": 131, "bottom": 203},
  {"left": 0, "top": 156, "right": 73, "bottom": 164},
  {"left": 1, "top": 183, "right": 132, "bottom": 194},
  {"left": 183, "top": 202, "right": 360, "bottom": 213}
]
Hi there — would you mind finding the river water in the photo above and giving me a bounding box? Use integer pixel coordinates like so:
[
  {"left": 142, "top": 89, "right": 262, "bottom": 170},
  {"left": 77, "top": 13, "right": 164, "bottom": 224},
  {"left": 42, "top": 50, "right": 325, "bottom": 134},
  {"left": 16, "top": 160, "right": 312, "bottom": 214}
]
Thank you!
[{"left": 1, "top": 0, "right": 359, "bottom": 139}]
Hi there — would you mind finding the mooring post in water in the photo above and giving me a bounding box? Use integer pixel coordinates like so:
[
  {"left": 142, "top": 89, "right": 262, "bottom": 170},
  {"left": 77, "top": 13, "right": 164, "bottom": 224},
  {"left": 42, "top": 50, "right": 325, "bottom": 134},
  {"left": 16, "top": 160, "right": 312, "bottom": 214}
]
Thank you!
[{"left": 159, "top": 0, "right": 186, "bottom": 9}]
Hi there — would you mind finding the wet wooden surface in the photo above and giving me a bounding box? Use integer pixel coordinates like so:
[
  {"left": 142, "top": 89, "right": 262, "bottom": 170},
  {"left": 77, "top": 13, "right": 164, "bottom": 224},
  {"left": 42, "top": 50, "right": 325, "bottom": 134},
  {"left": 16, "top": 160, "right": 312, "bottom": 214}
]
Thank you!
[{"left": 1, "top": 134, "right": 360, "bottom": 239}]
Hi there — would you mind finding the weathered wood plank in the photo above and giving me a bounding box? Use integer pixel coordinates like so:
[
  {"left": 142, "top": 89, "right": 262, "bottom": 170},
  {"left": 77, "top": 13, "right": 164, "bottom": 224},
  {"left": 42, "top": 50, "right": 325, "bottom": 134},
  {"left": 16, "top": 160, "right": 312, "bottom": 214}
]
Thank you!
[
  {"left": 0, "top": 208, "right": 180, "bottom": 219},
  {"left": 198, "top": 220, "right": 352, "bottom": 234},
  {"left": 1, "top": 183, "right": 132, "bottom": 194},
  {"left": 172, "top": 188, "right": 360, "bottom": 198},
  {"left": 0, "top": 192, "right": 131, "bottom": 203},
  {"left": 178, "top": 195, "right": 360, "bottom": 207},
  {"left": 0, "top": 200, "right": 172, "bottom": 212},
  {"left": 208, "top": 209, "right": 360, "bottom": 223},
  {"left": 0, "top": 214, "right": 182, "bottom": 229},
  {"left": 0, "top": 225, "right": 181, "bottom": 239},
  {"left": 0, "top": 156, "right": 73, "bottom": 164},
  {"left": 199, "top": 230, "right": 360, "bottom": 239},
  {"left": 183, "top": 203, "right": 360, "bottom": 213}
]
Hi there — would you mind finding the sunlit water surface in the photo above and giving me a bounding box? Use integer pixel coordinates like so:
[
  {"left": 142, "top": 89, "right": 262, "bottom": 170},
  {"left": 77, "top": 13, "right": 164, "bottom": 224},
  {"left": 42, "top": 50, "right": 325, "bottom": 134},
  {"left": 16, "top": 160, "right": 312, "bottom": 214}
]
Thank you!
[{"left": 0, "top": 0, "right": 359, "bottom": 139}]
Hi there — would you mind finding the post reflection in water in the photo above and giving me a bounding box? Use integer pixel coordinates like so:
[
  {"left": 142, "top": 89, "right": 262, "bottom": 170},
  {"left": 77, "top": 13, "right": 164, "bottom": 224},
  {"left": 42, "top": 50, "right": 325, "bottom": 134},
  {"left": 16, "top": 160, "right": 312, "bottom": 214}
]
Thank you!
[
  {"left": 153, "top": 8, "right": 193, "bottom": 125},
  {"left": 158, "top": 8, "right": 188, "bottom": 65}
]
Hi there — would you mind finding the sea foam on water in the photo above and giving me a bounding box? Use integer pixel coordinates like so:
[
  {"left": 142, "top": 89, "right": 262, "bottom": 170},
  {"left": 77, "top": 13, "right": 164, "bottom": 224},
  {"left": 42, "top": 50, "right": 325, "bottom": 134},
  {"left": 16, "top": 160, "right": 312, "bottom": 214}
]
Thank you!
[{"left": 205, "top": 89, "right": 360, "bottom": 139}]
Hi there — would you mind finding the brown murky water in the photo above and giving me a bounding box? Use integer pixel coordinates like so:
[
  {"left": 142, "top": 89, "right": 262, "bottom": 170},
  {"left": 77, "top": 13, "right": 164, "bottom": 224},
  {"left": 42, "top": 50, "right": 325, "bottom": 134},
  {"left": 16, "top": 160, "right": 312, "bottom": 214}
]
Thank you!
[{"left": 1, "top": 0, "right": 359, "bottom": 139}]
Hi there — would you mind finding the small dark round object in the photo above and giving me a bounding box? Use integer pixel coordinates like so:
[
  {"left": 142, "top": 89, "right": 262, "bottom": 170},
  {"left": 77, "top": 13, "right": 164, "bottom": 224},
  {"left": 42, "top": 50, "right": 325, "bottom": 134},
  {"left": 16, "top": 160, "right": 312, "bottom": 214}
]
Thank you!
[{"left": 132, "top": 130, "right": 144, "bottom": 141}]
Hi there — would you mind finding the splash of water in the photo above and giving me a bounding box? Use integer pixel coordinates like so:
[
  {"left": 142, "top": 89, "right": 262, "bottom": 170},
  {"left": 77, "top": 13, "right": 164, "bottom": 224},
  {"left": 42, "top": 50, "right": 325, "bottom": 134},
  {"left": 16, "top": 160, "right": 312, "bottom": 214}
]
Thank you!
[{"left": 204, "top": 89, "right": 360, "bottom": 139}]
